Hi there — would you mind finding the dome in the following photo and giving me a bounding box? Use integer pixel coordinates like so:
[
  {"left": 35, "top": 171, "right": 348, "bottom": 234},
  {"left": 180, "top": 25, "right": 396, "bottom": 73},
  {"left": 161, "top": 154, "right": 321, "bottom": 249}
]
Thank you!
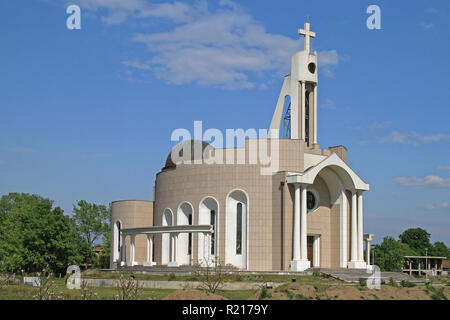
[{"left": 163, "top": 140, "right": 213, "bottom": 171}]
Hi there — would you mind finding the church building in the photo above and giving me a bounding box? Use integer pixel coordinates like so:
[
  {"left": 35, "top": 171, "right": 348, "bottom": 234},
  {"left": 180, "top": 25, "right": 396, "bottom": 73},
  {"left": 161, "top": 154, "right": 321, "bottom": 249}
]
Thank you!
[{"left": 110, "top": 23, "right": 370, "bottom": 272}]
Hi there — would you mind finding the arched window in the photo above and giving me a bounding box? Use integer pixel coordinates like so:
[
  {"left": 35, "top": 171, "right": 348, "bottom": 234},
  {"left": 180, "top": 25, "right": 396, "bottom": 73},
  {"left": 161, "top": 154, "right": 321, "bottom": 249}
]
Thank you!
[
  {"left": 210, "top": 209, "right": 216, "bottom": 255},
  {"left": 236, "top": 203, "right": 242, "bottom": 255}
]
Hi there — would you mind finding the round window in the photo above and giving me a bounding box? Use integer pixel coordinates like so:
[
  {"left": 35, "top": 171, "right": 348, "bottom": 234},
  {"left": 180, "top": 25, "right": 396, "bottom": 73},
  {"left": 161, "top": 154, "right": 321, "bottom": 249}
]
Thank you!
[
  {"left": 307, "top": 191, "right": 317, "bottom": 210},
  {"left": 308, "top": 62, "right": 316, "bottom": 74}
]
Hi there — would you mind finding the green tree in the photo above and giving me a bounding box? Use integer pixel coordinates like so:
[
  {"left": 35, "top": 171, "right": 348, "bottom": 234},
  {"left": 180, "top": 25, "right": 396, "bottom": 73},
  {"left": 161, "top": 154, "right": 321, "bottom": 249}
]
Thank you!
[
  {"left": 399, "top": 228, "right": 432, "bottom": 255},
  {"left": 430, "top": 241, "right": 450, "bottom": 259},
  {"left": 0, "top": 193, "right": 90, "bottom": 273},
  {"left": 72, "top": 200, "right": 110, "bottom": 247},
  {"left": 373, "top": 236, "right": 414, "bottom": 272}
]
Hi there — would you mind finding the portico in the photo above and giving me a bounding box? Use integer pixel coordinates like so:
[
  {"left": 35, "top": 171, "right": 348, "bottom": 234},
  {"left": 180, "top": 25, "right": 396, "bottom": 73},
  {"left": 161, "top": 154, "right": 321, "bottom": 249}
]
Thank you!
[
  {"left": 286, "top": 153, "right": 369, "bottom": 271},
  {"left": 119, "top": 225, "right": 214, "bottom": 267}
]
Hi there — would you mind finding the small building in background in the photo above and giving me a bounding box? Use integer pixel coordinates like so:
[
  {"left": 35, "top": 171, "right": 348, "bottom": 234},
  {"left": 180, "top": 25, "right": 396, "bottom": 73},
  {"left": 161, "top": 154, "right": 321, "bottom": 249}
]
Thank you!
[{"left": 403, "top": 256, "right": 447, "bottom": 276}]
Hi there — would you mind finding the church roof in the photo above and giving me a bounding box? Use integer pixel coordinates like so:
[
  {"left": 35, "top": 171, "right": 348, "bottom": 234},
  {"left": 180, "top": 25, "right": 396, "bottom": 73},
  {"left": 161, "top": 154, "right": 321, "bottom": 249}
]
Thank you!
[{"left": 163, "top": 140, "right": 213, "bottom": 171}]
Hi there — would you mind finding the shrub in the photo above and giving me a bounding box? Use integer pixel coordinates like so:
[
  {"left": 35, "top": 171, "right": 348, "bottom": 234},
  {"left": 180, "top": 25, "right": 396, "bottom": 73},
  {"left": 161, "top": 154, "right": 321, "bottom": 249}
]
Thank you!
[
  {"left": 115, "top": 273, "right": 143, "bottom": 300},
  {"left": 258, "top": 287, "right": 271, "bottom": 300},
  {"left": 33, "top": 266, "right": 64, "bottom": 300},
  {"left": 400, "top": 280, "right": 416, "bottom": 288},
  {"left": 80, "top": 280, "right": 98, "bottom": 300},
  {"left": 388, "top": 277, "right": 397, "bottom": 287},
  {"left": 168, "top": 273, "right": 176, "bottom": 281},
  {"left": 194, "top": 257, "right": 227, "bottom": 293}
]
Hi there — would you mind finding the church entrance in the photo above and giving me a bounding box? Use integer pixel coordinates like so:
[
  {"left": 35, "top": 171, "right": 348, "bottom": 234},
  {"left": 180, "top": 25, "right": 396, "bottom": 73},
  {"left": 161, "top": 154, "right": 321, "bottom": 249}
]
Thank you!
[{"left": 307, "top": 236, "right": 314, "bottom": 263}]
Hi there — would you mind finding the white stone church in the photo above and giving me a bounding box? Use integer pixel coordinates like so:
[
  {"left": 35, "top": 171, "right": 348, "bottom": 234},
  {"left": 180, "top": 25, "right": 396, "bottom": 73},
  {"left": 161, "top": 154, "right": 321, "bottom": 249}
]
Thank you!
[{"left": 110, "top": 23, "right": 374, "bottom": 272}]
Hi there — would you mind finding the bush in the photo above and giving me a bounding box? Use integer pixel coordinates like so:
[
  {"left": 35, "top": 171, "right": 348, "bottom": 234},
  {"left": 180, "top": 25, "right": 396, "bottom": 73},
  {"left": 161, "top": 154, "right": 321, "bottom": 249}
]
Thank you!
[
  {"left": 388, "top": 277, "right": 397, "bottom": 287},
  {"left": 400, "top": 280, "right": 416, "bottom": 288},
  {"left": 168, "top": 273, "right": 176, "bottom": 281},
  {"left": 258, "top": 287, "right": 271, "bottom": 300},
  {"left": 115, "top": 273, "right": 143, "bottom": 300}
]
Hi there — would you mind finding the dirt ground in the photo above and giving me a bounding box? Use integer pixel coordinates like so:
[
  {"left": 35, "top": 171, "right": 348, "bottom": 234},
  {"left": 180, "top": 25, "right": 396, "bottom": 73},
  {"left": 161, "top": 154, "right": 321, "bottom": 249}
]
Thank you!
[
  {"left": 161, "top": 284, "right": 448, "bottom": 300},
  {"left": 249, "top": 284, "right": 447, "bottom": 300},
  {"left": 162, "top": 289, "right": 228, "bottom": 300}
]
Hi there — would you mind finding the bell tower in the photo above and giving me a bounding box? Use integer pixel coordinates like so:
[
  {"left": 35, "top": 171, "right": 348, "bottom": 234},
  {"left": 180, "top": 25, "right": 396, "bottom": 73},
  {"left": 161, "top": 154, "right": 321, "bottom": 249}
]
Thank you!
[{"left": 269, "top": 22, "right": 318, "bottom": 148}]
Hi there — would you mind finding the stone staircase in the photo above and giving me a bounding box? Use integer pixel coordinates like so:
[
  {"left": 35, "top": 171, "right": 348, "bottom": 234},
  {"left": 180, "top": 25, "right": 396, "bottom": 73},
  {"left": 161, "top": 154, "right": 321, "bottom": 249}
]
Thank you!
[{"left": 309, "top": 267, "right": 423, "bottom": 283}]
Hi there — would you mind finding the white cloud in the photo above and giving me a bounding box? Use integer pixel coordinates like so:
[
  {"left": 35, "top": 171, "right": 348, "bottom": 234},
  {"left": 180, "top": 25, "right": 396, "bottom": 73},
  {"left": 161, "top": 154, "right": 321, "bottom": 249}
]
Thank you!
[
  {"left": 425, "top": 202, "right": 450, "bottom": 210},
  {"left": 72, "top": 0, "right": 343, "bottom": 89},
  {"left": 437, "top": 165, "right": 450, "bottom": 171},
  {"left": 392, "top": 175, "right": 450, "bottom": 188},
  {"left": 320, "top": 98, "right": 336, "bottom": 110},
  {"left": 317, "top": 50, "right": 341, "bottom": 77},
  {"left": 74, "top": 0, "right": 201, "bottom": 25},
  {"left": 377, "top": 131, "right": 450, "bottom": 146},
  {"left": 420, "top": 22, "right": 434, "bottom": 30},
  {"left": 371, "top": 121, "right": 391, "bottom": 129}
]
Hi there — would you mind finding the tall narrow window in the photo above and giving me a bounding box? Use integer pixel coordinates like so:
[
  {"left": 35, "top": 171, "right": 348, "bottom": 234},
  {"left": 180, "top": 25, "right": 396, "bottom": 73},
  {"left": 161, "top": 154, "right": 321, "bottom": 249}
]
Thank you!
[
  {"left": 117, "top": 221, "right": 121, "bottom": 253},
  {"left": 236, "top": 203, "right": 242, "bottom": 255},
  {"left": 188, "top": 214, "right": 192, "bottom": 255},
  {"left": 210, "top": 210, "right": 216, "bottom": 255},
  {"left": 305, "top": 90, "right": 310, "bottom": 146}
]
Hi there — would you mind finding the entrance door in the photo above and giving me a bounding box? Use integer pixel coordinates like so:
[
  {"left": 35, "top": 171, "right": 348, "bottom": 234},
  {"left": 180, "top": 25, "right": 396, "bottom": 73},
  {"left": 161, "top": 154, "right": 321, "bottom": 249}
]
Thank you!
[{"left": 307, "top": 236, "right": 314, "bottom": 263}]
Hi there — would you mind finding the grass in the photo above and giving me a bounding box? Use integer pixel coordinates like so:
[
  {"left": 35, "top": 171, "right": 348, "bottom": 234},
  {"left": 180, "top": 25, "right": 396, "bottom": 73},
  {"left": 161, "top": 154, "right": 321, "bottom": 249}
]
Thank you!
[
  {"left": 258, "top": 287, "right": 271, "bottom": 300},
  {"left": 215, "top": 290, "right": 256, "bottom": 300},
  {"left": 313, "top": 284, "right": 330, "bottom": 293},
  {"left": 0, "top": 280, "right": 175, "bottom": 300},
  {"left": 400, "top": 280, "right": 416, "bottom": 288},
  {"left": 280, "top": 288, "right": 309, "bottom": 300},
  {"left": 424, "top": 283, "right": 448, "bottom": 301}
]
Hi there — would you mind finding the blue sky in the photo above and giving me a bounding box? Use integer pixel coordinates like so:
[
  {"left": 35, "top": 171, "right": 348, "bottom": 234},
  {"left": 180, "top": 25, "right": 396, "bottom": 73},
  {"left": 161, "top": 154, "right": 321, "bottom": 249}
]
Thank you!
[{"left": 0, "top": 0, "right": 449, "bottom": 245}]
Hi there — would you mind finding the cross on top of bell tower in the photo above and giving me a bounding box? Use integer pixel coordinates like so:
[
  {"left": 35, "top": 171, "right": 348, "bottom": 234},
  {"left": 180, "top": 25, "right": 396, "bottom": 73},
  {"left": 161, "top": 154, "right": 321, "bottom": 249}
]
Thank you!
[{"left": 298, "top": 22, "right": 316, "bottom": 52}]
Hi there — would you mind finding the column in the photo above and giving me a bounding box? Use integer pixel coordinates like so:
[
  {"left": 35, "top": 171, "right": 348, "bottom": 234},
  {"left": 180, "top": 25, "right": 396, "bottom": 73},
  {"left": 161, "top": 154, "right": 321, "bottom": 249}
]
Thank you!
[
  {"left": 350, "top": 191, "right": 357, "bottom": 262},
  {"left": 301, "top": 81, "right": 306, "bottom": 140},
  {"left": 366, "top": 239, "right": 371, "bottom": 265},
  {"left": 300, "top": 185, "right": 307, "bottom": 261},
  {"left": 313, "top": 236, "right": 320, "bottom": 267},
  {"left": 357, "top": 191, "right": 364, "bottom": 261},
  {"left": 144, "top": 234, "right": 155, "bottom": 267},
  {"left": 293, "top": 184, "right": 301, "bottom": 261},
  {"left": 206, "top": 232, "right": 211, "bottom": 263},
  {"left": 127, "top": 235, "right": 136, "bottom": 267},
  {"left": 171, "top": 234, "right": 175, "bottom": 262},
  {"left": 340, "top": 190, "right": 348, "bottom": 268},
  {"left": 168, "top": 233, "right": 179, "bottom": 267},
  {"left": 120, "top": 235, "right": 126, "bottom": 266},
  {"left": 290, "top": 184, "right": 310, "bottom": 271},
  {"left": 313, "top": 84, "right": 317, "bottom": 145}
]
